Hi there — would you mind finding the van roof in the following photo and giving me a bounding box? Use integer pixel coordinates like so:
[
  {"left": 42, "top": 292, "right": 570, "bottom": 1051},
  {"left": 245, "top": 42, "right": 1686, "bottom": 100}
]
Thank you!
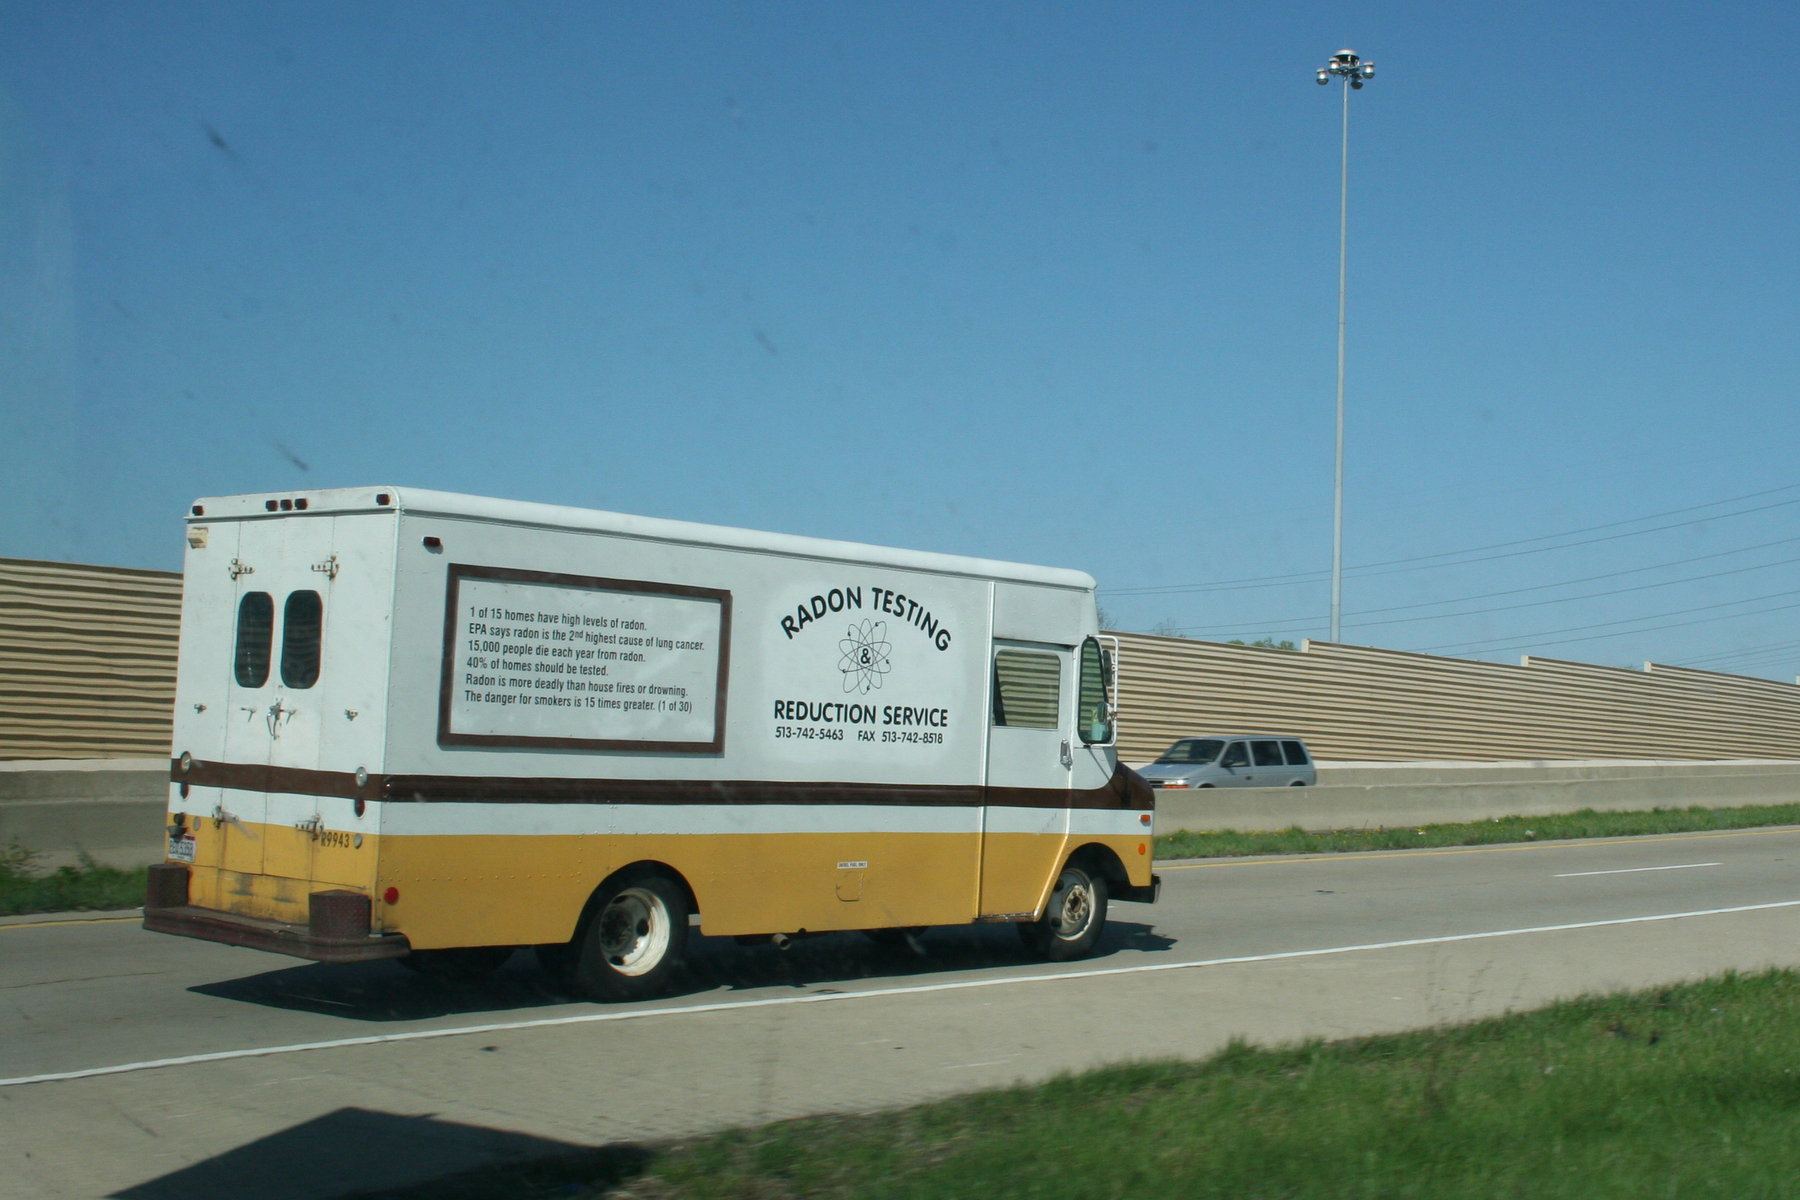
[{"left": 186, "top": 486, "right": 1097, "bottom": 591}]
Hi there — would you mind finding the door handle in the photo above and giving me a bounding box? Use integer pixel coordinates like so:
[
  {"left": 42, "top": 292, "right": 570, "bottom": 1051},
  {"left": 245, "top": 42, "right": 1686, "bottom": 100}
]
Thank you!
[{"left": 1060, "top": 740, "right": 1073, "bottom": 768}]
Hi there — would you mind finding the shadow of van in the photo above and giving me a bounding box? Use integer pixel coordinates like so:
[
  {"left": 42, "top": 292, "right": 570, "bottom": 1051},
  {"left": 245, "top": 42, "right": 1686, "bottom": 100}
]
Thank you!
[
  {"left": 108, "top": 1106, "right": 646, "bottom": 1200},
  {"left": 187, "top": 920, "right": 1176, "bottom": 1023}
]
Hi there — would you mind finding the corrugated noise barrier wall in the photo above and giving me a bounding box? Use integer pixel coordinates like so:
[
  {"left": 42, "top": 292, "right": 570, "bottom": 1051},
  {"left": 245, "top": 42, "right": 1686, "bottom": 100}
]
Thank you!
[
  {"left": 0, "top": 557, "right": 182, "bottom": 759},
  {"left": 1109, "top": 634, "right": 1800, "bottom": 764},
  {"left": 5, "top": 552, "right": 1798, "bottom": 764}
]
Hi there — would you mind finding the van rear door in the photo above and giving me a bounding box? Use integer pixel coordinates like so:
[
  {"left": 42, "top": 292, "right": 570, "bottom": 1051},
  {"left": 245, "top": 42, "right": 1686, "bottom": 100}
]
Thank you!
[{"left": 255, "top": 516, "right": 337, "bottom": 887}]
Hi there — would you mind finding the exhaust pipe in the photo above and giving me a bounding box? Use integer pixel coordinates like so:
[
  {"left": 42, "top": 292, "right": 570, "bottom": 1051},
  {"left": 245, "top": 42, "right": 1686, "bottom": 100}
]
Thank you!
[{"left": 770, "top": 932, "right": 791, "bottom": 950}]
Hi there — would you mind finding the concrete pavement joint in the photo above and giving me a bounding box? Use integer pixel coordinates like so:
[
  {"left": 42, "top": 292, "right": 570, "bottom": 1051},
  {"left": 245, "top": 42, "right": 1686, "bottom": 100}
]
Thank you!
[{"left": 6, "top": 897, "right": 1799, "bottom": 1091}]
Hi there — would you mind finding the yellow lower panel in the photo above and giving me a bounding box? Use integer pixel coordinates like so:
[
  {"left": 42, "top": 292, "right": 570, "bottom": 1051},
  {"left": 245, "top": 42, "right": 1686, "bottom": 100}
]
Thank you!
[
  {"left": 175, "top": 815, "right": 380, "bottom": 924},
  {"left": 375, "top": 830, "right": 990, "bottom": 949},
  {"left": 186, "top": 864, "right": 313, "bottom": 924},
  {"left": 979, "top": 833, "right": 1070, "bottom": 917}
]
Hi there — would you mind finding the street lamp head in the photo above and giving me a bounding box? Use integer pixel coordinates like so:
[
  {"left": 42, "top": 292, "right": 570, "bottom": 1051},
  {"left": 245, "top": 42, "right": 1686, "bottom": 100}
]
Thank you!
[{"left": 1316, "top": 49, "right": 1375, "bottom": 87}]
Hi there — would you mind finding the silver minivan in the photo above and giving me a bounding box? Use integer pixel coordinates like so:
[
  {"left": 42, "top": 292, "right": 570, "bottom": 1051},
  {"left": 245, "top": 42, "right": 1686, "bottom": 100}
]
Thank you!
[{"left": 1137, "top": 735, "right": 1316, "bottom": 788}]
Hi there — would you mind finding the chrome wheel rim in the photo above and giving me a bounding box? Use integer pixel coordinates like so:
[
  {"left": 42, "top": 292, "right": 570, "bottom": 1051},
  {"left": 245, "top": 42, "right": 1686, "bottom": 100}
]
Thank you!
[
  {"left": 1046, "top": 868, "right": 1094, "bottom": 940},
  {"left": 596, "top": 886, "right": 671, "bottom": 976}
]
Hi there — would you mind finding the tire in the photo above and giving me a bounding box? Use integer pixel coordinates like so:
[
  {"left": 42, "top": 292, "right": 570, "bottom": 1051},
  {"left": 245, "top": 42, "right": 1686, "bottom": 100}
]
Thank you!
[
  {"left": 573, "top": 873, "right": 690, "bottom": 1002},
  {"left": 1018, "top": 863, "right": 1108, "bottom": 962},
  {"left": 399, "top": 946, "right": 515, "bottom": 981},
  {"left": 1289, "top": 780, "right": 1307, "bottom": 787},
  {"left": 1198, "top": 783, "right": 1215, "bottom": 789}
]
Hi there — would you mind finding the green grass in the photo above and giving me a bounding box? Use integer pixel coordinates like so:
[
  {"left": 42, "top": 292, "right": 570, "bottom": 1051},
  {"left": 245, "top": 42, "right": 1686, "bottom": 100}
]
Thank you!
[
  {"left": 0, "top": 839, "right": 146, "bottom": 916},
  {"left": 1153, "top": 801, "right": 1800, "bottom": 861},
  {"left": 352, "top": 969, "right": 1800, "bottom": 1199}
]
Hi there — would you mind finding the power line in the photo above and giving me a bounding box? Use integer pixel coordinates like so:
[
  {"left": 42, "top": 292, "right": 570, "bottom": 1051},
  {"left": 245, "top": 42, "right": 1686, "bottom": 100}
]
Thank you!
[
  {"left": 1105, "top": 482, "right": 1800, "bottom": 597},
  {"left": 1164, "top": 537, "right": 1800, "bottom": 636},
  {"left": 1418, "top": 588, "right": 1800, "bottom": 655},
  {"left": 1671, "top": 638, "right": 1800, "bottom": 668}
]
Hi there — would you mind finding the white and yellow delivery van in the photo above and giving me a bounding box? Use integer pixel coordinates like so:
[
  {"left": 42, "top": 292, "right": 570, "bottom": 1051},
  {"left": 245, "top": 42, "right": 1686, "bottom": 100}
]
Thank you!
[{"left": 145, "top": 487, "right": 1158, "bottom": 999}]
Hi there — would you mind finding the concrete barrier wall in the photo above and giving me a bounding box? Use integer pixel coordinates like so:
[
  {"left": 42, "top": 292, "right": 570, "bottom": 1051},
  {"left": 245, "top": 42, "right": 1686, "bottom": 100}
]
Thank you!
[
  {"left": 1152, "top": 759, "right": 1800, "bottom": 834},
  {"left": 0, "top": 759, "right": 169, "bottom": 870}
]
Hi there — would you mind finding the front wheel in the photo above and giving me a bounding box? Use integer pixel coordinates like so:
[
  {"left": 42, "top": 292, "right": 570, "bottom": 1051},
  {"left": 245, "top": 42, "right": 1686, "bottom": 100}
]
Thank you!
[
  {"left": 1018, "top": 864, "right": 1108, "bottom": 962},
  {"left": 574, "top": 874, "right": 690, "bottom": 1002}
]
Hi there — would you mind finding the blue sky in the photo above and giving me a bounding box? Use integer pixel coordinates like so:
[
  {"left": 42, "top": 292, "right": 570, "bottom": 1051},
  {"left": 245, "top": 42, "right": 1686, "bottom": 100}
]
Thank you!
[{"left": 3, "top": 2, "right": 1797, "bottom": 678}]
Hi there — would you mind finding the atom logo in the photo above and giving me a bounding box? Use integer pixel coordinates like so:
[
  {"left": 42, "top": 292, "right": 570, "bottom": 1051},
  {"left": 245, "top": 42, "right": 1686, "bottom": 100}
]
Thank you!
[{"left": 837, "top": 619, "right": 892, "bottom": 694}]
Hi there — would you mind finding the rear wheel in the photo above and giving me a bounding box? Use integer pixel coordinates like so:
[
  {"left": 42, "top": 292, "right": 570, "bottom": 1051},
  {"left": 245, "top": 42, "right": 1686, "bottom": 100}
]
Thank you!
[
  {"left": 399, "top": 946, "right": 515, "bottom": 981},
  {"left": 1018, "top": 863, "right": 1108, "bottom": 962},
  {"left": 573, "top": 874, "right": 690, "bottom": 1002}
]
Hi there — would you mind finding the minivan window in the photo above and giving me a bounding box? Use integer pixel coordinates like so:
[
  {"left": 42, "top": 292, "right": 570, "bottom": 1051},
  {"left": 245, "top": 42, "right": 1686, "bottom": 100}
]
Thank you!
[
  {"left": 1076, "top": 637, "right": 1112, "bottom": 744},
  {"left": 1220, "top": 741, "right": 1250, "bottom": 768},
  {"left": 992, "top": 650, "right": 1060, "bottom": 729},
  {"left": 1251, "top": 740, "right": 1284, "bottom": 767},
  {"left": 279, "top": 590, "right": 324, "bottom": 689},
  {"left": 233, "top": 592, "right": 273, "bottom": 688},
  {"left": 1281, "top": 740, "right": 1310, "bottom": 765},
  {"left": 1157, "top": 739, "right": 1224, "bottom": 764}
]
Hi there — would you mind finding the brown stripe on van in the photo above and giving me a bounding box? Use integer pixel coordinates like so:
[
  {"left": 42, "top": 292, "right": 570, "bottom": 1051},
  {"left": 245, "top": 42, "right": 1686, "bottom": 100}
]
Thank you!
[{"left": 173, "top": 761, "right": 1152, "bottom": 810}]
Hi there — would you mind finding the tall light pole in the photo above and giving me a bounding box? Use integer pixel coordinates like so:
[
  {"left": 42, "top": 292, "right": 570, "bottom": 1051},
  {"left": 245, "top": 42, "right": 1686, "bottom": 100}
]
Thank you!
[{"left": 1317, "top": 48, "right": 1374, "bottom": 644}]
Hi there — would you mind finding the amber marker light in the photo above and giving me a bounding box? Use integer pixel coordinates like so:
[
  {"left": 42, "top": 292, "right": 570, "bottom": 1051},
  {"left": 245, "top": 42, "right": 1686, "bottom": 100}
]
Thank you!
[{"left": 1138, "top": 843, "right": 1148, "bottom": 855}]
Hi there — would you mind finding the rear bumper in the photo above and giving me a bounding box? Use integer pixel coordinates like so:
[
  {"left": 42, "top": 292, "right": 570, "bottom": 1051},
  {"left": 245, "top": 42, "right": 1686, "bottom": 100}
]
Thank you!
[
  {"left": 142, "top": 864, "right": 409, "bottom": 963},
  {"left": 1113, "top": 873, "right": 1161, "bottom": 905},
  {"left": 143, "top": 904, "right": 411, "bottom": 962}
]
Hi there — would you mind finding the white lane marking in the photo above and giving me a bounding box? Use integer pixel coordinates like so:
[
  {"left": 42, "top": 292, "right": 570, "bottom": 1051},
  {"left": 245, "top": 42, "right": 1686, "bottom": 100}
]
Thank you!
[
  {"left": 1554, "top": 863, "right": 1723, "bottom": 878},
  {"left": 6, "top": 897, "right": 1799, "bottom": 1090}
]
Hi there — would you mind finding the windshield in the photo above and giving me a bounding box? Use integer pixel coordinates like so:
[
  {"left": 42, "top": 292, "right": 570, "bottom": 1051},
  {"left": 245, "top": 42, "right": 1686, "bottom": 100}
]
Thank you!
[{"left": 1156, "top": 738, "right": 1225, "bottom": 765}]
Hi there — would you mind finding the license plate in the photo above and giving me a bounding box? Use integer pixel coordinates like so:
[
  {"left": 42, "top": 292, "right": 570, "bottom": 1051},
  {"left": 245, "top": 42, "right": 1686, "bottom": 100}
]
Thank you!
[{"left": 168, "top": 834, "right": 197, "bottom": 864}]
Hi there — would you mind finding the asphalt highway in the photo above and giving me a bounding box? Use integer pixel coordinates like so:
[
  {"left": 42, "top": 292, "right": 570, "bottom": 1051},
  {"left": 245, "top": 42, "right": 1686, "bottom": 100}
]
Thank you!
[{"left": 5, "top": 826, "right": 1800, "bottom": 1199}]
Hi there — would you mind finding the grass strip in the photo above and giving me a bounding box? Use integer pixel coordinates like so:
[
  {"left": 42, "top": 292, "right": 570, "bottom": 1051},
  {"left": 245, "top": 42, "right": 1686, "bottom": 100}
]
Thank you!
[
  {"left": 0, "top": 865, "right": 147, "bottom": 916},
  {"left": 1153, "top": 801, "right": 1800, "bottom": 860},
  {"left": 0, "top": 840, "right": 147, "bottom": 916},
  {"left": 351, "top": 968, "right": 1800, "bottom": 1199}
]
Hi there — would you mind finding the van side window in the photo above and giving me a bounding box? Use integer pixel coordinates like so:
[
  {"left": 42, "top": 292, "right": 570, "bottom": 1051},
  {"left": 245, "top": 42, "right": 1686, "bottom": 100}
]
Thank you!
[
  {"left": 1251, "top": 740, "right": 1285, "bottom": 767},
  {"left": 233, "top": 592, "right": 274, "bottom": 688},
  {"left": 280, "top": 590, "right": 324, "bottom": 689},
  {"left": 1281, "top": 740, "right": 1309, "bottom": 765},
  {"left": 1220, "top": 742, "right": 1250, "bottom": 768},
  {"left": 992, "top": 650, "right": 1061, "bottom": 729}
]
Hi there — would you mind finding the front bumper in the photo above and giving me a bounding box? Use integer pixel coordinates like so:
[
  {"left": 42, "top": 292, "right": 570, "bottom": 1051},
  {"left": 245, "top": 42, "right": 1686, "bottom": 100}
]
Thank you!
[{"left": 1112, "top": 874, "right": 1161, "bottom": 905}]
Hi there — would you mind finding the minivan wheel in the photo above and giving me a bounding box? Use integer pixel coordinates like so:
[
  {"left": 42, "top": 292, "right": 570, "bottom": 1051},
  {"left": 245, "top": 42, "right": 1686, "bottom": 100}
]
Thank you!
[
  {"left": 1018, "top": 864, "right": 1108, "bottom": 962},
  {"left": 574, "top": 874, "right": 690, "bottom": 1002},
  {"left": 1289, "top": 780, "right": 1307, "bottom": 787}
]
